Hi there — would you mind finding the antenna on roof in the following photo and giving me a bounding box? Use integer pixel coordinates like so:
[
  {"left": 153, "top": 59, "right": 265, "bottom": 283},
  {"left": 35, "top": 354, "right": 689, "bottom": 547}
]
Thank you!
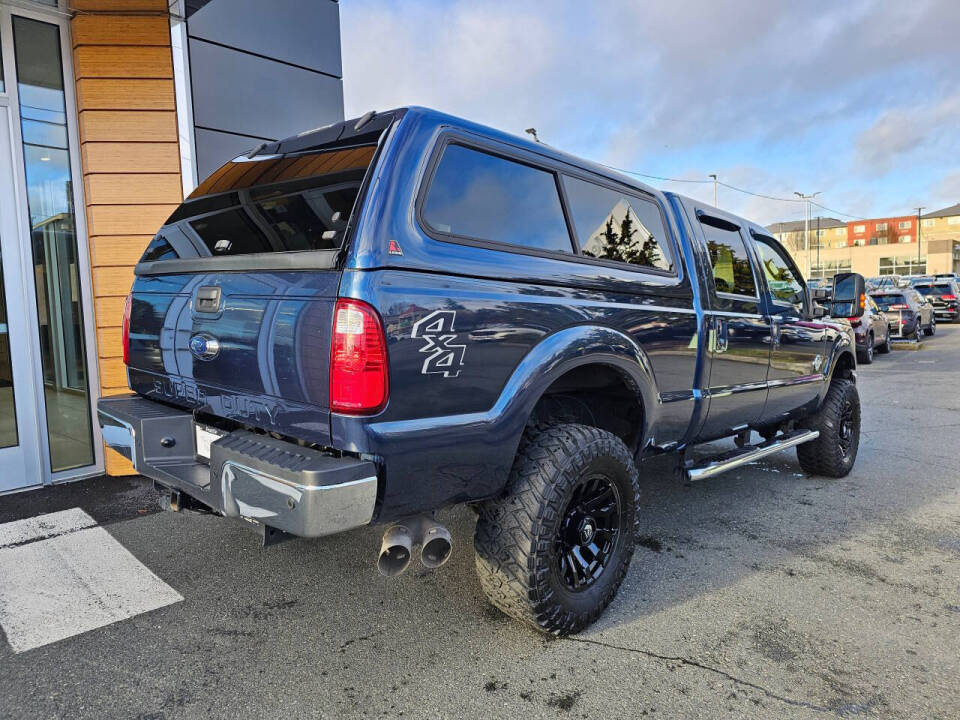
[
  {"left": 525, "top": 127, "right": 540, "bottom": 143},
  {"left": 354, "top": 110, "right": 377, "bottom": 131}
]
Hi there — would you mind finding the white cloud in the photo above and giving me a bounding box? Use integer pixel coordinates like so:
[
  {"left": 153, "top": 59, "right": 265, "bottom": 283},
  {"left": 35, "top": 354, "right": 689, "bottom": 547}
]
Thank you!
[
  {"left": 340, "top": 0, "right": 960, "bottom": 224},
  {"left": 856, "top": 94, "right": 960, "bottom": 174}
]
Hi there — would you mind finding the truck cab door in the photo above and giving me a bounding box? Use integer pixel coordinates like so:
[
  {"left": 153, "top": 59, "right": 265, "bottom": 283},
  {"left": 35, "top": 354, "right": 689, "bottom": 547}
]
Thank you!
[
  {"left": 694, "top": 211, "right": 771, "bottom": 440},
  {"left": 749, "top": 231, "right": 827, "bottom": 423}
]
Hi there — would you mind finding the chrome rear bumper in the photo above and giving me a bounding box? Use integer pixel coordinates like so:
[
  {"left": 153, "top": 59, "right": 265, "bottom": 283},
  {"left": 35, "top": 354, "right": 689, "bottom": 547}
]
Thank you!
[{"left": 97, "top": 394, "right": 378, "bottom": 538}]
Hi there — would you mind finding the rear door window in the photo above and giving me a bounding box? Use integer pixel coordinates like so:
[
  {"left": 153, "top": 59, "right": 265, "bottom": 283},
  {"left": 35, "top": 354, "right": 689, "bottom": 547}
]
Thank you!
[
  {"left": 562, "top": 176, "right": 674, "bottom": 272},
  {"left": 700, "top": 221, "right": 757, "bottom": 298},
  {"left": 421, "top": 143, "right": 574, "bottom": 254}
]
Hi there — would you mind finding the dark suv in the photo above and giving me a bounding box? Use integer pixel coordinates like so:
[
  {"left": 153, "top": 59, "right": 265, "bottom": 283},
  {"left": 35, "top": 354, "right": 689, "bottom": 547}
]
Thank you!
[
  {"left": 910, "top": 278, "right": 960, "bottom": 323},
  {"left": 871, "top": 287, "right": 935, "bottom": 339},
  {"left": 836, "top": 295, "right": 889, "bottom": 364}
]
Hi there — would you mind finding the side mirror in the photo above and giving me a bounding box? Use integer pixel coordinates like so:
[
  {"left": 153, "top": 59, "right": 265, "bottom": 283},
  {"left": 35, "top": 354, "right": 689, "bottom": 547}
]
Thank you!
[{"left": 832, "top": 272, "right": 866, "bottom": 318}]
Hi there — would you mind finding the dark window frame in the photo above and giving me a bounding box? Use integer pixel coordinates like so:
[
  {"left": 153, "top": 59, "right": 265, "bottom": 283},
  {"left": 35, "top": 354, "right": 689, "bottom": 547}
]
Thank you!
[
  {"left": 414, "top": 131, "right": 683, "bottom": 283},
  {"left": 560, "top": 173, "right": 677, "bottom": 275},
  {"left": 749, "top": 229, "right": 809, "bottom": 315},
  {"left": 417, "top": 138, "right": 576, "bottom": 256},
  {"left": 697, "top": 212, "right": 760, "bottom": 302}
]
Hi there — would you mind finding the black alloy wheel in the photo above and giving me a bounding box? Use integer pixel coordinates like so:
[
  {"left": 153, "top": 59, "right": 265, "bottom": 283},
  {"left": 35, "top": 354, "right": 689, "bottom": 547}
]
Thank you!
[
  {"left": 837, "top": 396, "right": 857, "bottom": 456},
  {"left": 555, "top": 474, "right": 622, "bottom": 591},
  {"left": 474, "top": 423, "right": 639, "bottom": 635}
]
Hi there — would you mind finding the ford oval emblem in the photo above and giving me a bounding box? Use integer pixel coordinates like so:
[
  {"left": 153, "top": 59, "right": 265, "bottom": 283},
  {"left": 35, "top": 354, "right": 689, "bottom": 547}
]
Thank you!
[{"left": 189, "top": 333, "right": 220, "bottom": 360}]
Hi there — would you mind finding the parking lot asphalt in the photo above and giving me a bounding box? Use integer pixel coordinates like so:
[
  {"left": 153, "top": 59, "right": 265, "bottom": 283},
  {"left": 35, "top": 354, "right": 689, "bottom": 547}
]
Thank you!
[{"left": 2, "top": 329, "right": 959, "bottom": 720}]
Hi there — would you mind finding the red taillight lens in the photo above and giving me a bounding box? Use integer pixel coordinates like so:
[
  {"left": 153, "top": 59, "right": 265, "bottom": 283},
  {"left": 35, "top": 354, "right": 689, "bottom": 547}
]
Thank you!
[
  {"left": 890, "top": 304, "right": 908, "bottom": 309},
  {"left": 330, "top": 298, "right": 388, "bottom": 414},
  {"left": 121, "top": 293, "right": 132, "bottom": 365},
  {"left": 942, "top": 294, "right": 957, "bottom": 300}
]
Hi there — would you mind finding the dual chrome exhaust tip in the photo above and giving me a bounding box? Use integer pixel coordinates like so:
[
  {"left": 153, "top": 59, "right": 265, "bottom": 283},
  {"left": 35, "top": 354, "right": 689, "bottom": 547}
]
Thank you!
[{"left": 377, "top": 516, "right": 452, "bottom": 577}]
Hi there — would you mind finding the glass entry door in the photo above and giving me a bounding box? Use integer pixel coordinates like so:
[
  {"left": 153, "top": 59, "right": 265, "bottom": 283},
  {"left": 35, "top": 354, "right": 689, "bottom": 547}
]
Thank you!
[
  {"left": 0, "top": 98, "right": 42, "bottom": 491},
  {"left": 0, "top": 3, "right": 101, "bottom": 490}
]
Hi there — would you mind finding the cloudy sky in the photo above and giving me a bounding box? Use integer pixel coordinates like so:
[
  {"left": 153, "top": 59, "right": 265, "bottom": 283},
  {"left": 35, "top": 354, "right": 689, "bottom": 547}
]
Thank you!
[{"left": 341, "top": 0, "right": 960, "bottom": 226}]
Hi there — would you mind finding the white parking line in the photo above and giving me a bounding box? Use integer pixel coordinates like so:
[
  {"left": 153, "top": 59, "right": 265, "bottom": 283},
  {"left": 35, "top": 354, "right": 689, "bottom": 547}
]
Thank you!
[{"left": 0, "top": 508, "right": 182, "bottom": 653}]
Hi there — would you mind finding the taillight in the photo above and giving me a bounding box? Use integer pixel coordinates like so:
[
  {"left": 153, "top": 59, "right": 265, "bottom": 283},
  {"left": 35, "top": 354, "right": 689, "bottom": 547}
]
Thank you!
[
  {"left": 942, "top": 294, "right": 957, "bottom": 300},
  {"left": 847, "top": 318, "right": 861, "bottom": 327},
  {"left": 121, "top": 293, "right": 132, "bottom": 365},
  {"left": 330, "top": 298, "right": 388, "bottom": 414},
  {"left": 889, "top": 304, "right": 908, "bottom": 309}
]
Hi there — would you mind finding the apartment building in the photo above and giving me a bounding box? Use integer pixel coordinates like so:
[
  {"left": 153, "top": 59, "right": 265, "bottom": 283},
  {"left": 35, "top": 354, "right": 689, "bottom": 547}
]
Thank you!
[{"left": 768, "top": 204, "right": 960, "bottom": 280}]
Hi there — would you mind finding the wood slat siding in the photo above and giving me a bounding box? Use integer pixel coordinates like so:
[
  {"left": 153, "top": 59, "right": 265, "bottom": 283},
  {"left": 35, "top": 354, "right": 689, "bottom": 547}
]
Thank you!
[
  {"left": 71, "top": 3, "right": 182, "bottom": 475},
  {"left": 80, "top": 111, "right": 177, "bottom": 142},
  {"left": 74, "top": 46, "right": 173, "bottom": 79}
]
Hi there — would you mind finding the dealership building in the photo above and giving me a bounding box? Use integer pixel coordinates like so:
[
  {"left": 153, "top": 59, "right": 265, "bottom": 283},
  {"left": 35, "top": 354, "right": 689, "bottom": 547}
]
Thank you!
[
  {"left": 0, "top": 0, "right": 343, "bottom": 492},
  {"left": 769, "top": 205, "right": 960, "bottom": 280}
]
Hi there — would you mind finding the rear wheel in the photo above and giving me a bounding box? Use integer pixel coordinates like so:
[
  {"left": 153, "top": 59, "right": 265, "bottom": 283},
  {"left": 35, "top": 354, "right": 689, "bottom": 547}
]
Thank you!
[
  {"left": 474, "top": 424, "right": 639, "bottom": 635},
  {"left": 877, "top": 331, "right": 891, "bottom": 354},
  {"left": 925, "top": 316, "right": 936, "bottom": 336},
  {"left": 858, "top": 333, "right": 874, "bottom": 364},
  {"left": 797, "top": 378, "right": 860, "bottom": 478}
]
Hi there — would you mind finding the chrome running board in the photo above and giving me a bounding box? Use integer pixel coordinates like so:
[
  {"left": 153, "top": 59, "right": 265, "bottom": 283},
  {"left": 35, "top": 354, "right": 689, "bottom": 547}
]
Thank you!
[{"left": 685, "top": 429, "right": 820, "bottom": 482}]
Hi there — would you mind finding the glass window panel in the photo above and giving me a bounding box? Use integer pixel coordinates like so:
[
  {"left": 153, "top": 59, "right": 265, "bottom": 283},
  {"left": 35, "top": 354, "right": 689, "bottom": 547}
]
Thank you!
[
  {"left": 753, "top": 236, "right": 804, "bottom": 311},
  {"left": 13, "top": 16, "right": 94, "bottom": 472},
  {"left": 21, "top": 118, "right": 68, "bottom": 149},
  {"left": 422, "top": 144, "right": 573, "bottom": 254},
  {"left": 701, "top": 223, "right": 757, "bottom": 297},
  {"left": 563, "top": 176, "right": 673, "bottom": 271}
]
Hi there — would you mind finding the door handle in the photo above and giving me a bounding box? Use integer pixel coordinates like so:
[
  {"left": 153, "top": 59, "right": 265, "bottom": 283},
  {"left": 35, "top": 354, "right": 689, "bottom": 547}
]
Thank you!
[
  {"left": 714, "top": 317, "right": 728, "bottom": 353},
  {"left": 769, "top": 317, "right": 782, "bottom": 347}
]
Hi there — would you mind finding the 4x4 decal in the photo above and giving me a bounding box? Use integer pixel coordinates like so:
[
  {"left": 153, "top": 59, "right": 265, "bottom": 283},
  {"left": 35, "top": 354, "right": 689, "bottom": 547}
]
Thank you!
[{"left": 411, "top": 310, "right": 466, "bottom": 377}]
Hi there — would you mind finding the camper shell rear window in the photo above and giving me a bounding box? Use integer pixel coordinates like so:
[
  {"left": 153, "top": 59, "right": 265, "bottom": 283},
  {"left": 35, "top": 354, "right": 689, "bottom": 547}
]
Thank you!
[{"left": 138, "top": 145, "right": 377, "bottom": 265}]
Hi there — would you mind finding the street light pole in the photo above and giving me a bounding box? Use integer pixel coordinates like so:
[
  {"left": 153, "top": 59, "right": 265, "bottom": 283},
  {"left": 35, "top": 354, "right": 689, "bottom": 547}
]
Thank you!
[
  {"left": 817, "top": 215, "right": 821, "bottom": 271},
  {"left": 709, "top": 174, "right": 718, "bottom": 207},
  {"left": 917, "top": 207, "right": 924, "bottom": 271},
  {"left": 794, "top": 191, "right": 821, "bottom": 278}
]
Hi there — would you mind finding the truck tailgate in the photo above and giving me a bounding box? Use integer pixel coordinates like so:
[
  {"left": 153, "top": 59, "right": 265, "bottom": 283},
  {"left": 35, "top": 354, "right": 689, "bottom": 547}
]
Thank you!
[{"left": 127, "top": 270, "right": 339, "bottom": 447}]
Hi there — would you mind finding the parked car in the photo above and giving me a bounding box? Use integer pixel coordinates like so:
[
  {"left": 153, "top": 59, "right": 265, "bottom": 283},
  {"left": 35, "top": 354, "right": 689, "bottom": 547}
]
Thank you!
[
  {"left": 807, "top": 278, "right": 832, "bottom": 302},
  {"left": 870, "top": 287, "right": 935, "bottom": 339},
  {"left": 835, "top": 295, "right": 890, "bottom": 364},
  {"left": 910, "top": 278, "right": 960, "bottom": 323},
  {"left": 96, "top": 107, "right": 864, "bottom": 635}
]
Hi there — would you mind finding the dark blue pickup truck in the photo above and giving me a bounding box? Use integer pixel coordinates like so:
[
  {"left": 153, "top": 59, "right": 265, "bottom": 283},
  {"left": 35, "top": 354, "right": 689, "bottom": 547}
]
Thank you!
[{"left": 98, "top": 107, "right": 865, "bottom": 634}]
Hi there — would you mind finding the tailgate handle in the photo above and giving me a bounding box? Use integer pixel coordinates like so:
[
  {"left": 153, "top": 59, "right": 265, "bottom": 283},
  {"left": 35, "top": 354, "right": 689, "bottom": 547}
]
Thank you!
[{"left": 195, "top": 286, "right": 221, "bottom": 313}]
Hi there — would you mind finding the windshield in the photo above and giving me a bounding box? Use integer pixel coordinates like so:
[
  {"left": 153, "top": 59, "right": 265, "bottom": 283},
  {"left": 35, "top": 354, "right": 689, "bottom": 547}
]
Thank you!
[
  {"left": 139, "top": 145, "right": 376, "bottom": 263},
  {"left": 872, "top": 294, "right": 908, "bottom": 309},
  {"left": 913, "top": 284, "right": 953, "bottom": 296}
]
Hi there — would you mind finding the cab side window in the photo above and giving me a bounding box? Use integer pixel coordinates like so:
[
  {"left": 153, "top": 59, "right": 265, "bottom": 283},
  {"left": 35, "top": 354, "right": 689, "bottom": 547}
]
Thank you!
[
  {"left": 752, "top": 235, "right": 805, "bottom": 312},
  {"left": 422, "top": 144, "right": 574, "bottom": 254},
  {"left": 700, "top": 222, "right": 756, "bottom": 297}
]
